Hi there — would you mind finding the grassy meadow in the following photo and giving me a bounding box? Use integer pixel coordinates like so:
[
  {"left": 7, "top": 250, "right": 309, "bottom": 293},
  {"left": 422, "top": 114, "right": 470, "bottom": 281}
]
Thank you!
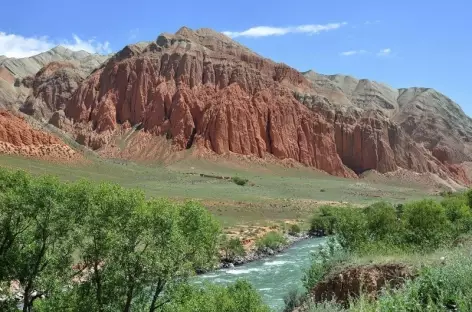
[{"left": 0, "top": 153, "right": 435, "bottom": 227}]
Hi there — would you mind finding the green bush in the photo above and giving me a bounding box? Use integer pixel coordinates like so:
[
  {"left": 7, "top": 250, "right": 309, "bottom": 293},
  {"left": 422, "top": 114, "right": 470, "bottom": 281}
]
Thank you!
[
  {"left": 466, "top": 189, "right": 472, "bottom": 208},
  {"left": 309, "top": 206, "right": 340, "bottom": 236},
  {"left": 363, "top": 201, "right": 401, "bottom": 242},
  {"left": 303, "top": 239, "right": 348, "bottom": 291},
  {"left": 232, "top": 176, "right": 249, "bottom": 186},
  {"left": 161, "top": 280, "right": 271, "bottom": 312},
  {"left": 256, "top": 231, "right": 287, "bottom": 251},
  {"left": 283, "top": 288, "right": 306, "bottom": 312},
  {"left": 402, "top": 199, "right": 451, "bottom": 249},
  {"left": 441, "top": 196, "right": 472, "bottom": 235},
  {"left": 221, "top": 236, "right": 246, "bottom": 260},
  {"left": 353, "top": 252, "right": 472, "bottom": 311},
  {"left": 0, "top": 168, "right": 222, "bottom": 312},
  {"left": 288, "top": 223, "right": 302, "bottom": 236},
  {"left": 335, "top": 209, "right": 368, "bottom": 251}
]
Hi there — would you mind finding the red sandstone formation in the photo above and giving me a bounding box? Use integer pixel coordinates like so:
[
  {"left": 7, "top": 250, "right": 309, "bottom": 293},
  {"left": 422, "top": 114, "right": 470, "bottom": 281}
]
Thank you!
[
  {"left": 20, "top": 62, "right": 84, "bottom": 119},
  {"left": 0, "top": 110, "right": 81, "bottom": 161},
  {"left": 45, "top": 27, "right": 468, "bottom": 184}
]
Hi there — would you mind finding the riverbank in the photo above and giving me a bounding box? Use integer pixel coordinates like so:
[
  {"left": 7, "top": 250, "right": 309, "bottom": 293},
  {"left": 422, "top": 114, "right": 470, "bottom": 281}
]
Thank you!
[
  {"left": 219, "top": 233, "right": 311, "bottom": 269},
  {"left": 195, "top": 236, "right": 327, "bottom": 311}
]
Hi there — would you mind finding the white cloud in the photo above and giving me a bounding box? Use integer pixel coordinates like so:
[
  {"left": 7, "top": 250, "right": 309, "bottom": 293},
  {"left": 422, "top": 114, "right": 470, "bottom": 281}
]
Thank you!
[
  {"left": 340, "top": 49, "right": 367, "bottom": 56},
  {"left": 223, "top": 22, "right": 347, "bottom": 38},
  {"left": 62, "top": 35, "right": 111, "bottom": 55},
  {"left": 364, "top": 20, "right": 381, "bottom": 25},
  {"left": 0, "top": 32, "right": 111, "bottom": 58},
  {"left": 377, "top": 48, "right": 391, "bottom": 56}
]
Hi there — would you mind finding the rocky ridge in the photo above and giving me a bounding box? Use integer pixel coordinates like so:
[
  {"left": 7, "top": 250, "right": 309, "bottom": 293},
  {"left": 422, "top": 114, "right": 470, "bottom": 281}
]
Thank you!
[
  {"left": 0, "top": 46, "right": 109, "bottom": 111},
  {"left": 0, "top": 110, "right": 81, "bottom": 161},
  {"left": 0, "top": 27, "right": 470, "bottom": 186},
  {"left": 303, "top": 71, "right": 472, "bottom": 165},
  {"left": 43, "top": 27, "right": 468, "bottom": 184}
]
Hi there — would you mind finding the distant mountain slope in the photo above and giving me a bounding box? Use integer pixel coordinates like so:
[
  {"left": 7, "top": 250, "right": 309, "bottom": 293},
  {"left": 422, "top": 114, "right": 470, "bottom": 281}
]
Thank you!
[
  {"left": 303, "top": 71, "right": 472, "bottom": 164},
  {"left": 0, "top": 46, "right": 109, "bottom": 112},
  {"left": 42, "top": 26, "right": 468, "bottom": 185},
  {"left": 0, "top": 46, "right": 109, "bottom": 79}
]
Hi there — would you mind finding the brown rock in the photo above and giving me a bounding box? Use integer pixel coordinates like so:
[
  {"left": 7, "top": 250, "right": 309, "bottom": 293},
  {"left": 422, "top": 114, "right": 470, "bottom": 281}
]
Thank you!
[
  {"left": 20, "top": 62, "right": 84, "bottom": 119},
  {"left": 56, "top": 27, "right": 468, "bottom": 184},
  {"left": 0, "top": 109, "right": 81, "bottom": 161}
]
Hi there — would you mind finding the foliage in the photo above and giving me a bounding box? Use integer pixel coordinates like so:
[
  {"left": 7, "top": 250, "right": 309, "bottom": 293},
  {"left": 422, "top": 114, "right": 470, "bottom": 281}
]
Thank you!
[
  {"left": 232, "top": 176, "right": 249, "bottom": 186},
  {"left": 303, "top": 239, "right": 349, "bottom": 291},
  {"left": 288, "top": 223, "right": 302, "bottom": 236},
  {"left": 346, "top": 252, "right": 472, "bottom": 311},
  {"left": 221, "top": 236, "right": 246, "bottom": 260},
  {"left": 160, "top": 280, "right": 270, "bottom": 312},
  {"left": 255, "top": 231, "right": 287, "bottom": 251},
  {"left": 402, "top": 200, "right": 451, "bottom": 249},
  {"left": 0, "top": 168, "right": 221, "bottom": 312},
  {"left": 363, "top": 201, "right": 399, "bottom": 241},
  {"left": 309, "top": 206, "right": 340, "bottom": 236},
  {"left": 441, "top": 195, "right": 472, "bottom": 236},
  {"left": 334, "top": 208, "right": 368, "bottom": 251},
  {"left": 283, "top": 288, "right": 306, "bottom": 312},
  {"left": 466, "top": 189, "right": 472, "bottom": 208}
]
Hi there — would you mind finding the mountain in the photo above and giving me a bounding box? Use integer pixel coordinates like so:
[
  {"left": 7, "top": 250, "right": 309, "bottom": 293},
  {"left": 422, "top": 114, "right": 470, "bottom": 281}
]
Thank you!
[
  {"left": 0, "top": 109, "right": 81, "bottom": 161},
  {"left": 303, "top": 71, "right": 472, "bottom": 165},
  {"left": 38, "top": 26, "right": 466, "bottom": 185},
  {"left": 0, "top": 27, "right": 469, "bottom": 186},
  {"left": 0, "top": 46, "right": 109, "bottom": 114},
  {"left": 0, "top": 46, "right": 109, "bottom": 79}
]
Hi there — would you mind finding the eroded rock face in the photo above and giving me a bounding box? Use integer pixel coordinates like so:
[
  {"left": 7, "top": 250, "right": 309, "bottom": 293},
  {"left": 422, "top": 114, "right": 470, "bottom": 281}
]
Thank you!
[
  {"left": 310, "top": 264, "right": 414, "bottom": 306},
  {"left": 20, "top": 62, "right": 85, "bottom": 120},
  {"left": 62, "top": 28, "right": 354, "bottom": 178},
  {"left": 57, "top": 27, "right": 469, "bottom": 183},
  {"left": 0, "top": 110, "right": 81, "bottom": 161},
  {"left": 303, "top": 72, "right": 472, "bottom": 166}
]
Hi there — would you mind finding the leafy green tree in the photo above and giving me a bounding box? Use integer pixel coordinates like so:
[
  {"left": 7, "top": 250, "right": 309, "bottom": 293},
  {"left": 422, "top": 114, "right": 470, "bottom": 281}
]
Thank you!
[
  {"left": 363, "top": 201, "right": 400, "bottom": 241},
  {"left": 161, "top": 280, "right": 270, "bottom": 312},
  {"left": 1, "top": 174, "right": 76, "bottom": 312},
  {"left": 221, "top": 236, "right": 246, "bottom": 260},
  {"left": 441, "top": 196, "right": 472, "bottom": 235},
  {"left": 255, "top": 231, "right": 287, "bottom": 251},
  {"left": 334, "top": 208, "right": 368, "bottom": 250},
  {"left": 402, "top": 199, "right": 451, "bottom": 249}
]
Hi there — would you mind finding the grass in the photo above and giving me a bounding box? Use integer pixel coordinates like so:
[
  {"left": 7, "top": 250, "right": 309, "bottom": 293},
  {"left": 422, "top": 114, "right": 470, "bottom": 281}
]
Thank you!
[{"left": 0, "top": 154, "right": 437, "bottom": 227}]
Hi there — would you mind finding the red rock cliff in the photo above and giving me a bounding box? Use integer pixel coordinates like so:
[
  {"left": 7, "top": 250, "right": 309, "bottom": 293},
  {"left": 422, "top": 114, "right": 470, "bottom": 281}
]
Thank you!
[{"left": 59, "top": 27, "right": 468, "bottom": 184}]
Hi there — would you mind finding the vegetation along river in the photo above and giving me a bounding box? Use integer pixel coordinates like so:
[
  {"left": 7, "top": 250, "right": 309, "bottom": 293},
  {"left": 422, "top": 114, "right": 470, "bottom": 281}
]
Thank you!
[{"left": 195, "top": 237, "right": 327, "bottom": 311}]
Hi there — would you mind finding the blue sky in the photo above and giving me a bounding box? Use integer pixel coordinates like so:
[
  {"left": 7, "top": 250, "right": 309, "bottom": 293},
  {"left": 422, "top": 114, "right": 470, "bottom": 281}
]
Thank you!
[{"left": 1, "top": 0, "right": 471, "bottom": 115}]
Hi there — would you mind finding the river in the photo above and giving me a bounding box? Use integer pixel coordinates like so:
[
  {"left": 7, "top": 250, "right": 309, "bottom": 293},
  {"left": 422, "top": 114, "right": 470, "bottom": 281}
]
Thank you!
[{"left": 195, "top": 237, "right": 327, "bottom": 311}]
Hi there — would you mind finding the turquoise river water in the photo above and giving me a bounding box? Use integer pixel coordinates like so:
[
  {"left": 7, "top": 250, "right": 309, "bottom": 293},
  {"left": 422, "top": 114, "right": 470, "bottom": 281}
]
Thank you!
[{"left": 195, "top": 237, "right": 327, "bottom": 311}]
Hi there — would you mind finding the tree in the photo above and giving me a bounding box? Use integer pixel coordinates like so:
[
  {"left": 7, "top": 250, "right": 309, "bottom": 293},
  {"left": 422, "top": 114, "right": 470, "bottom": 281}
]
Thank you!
[
  {"left": 161, "top": 280, "right": 270, "bottom": 312},
  {"left": 363, "top": 201, "right": 400, "bottom": 241},
  {"left": 6, "top": 175, "right": 76, "bottom": 312},
  {"left": 402, "top": 200, "right": 451, "bottom": 249},
  {"left": 221, "top": 236, "right": 246, "bottom": 261}
]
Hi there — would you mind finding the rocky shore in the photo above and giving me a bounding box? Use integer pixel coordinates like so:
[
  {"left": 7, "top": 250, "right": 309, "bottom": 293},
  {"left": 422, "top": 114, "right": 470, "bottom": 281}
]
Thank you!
[{"left": 218, "top": 233, "right": 311, "bottom": 269}]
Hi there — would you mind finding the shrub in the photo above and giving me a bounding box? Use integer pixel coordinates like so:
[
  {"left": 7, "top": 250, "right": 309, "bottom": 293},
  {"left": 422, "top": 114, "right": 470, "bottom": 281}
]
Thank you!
[
  {"left": 466, "top": 189, "right": 472, "bottom": 209},
  {"left": 402, "top": 199, "right": 451, "bottom": 249},
  {"left": 232, "top": 176, "right": 249, "bottom": 186},
  {"left": 441, "top": 196, "right": 472, "bottom": 235},
  {"left": 309, "top": 206, "right": 339, "bottom": 236},
  {"left": 288, "top": 223, "right": 302, "bottom": 236},
  {"left": 303, "top": 239, "right": 348, "bottom": 291},
  {"left": 364, "top": 201, "right": 401, "bottom": 242},
  {"left": 334, "top": 208, "right": 368, "bottom": 251},
  {"left": 221, "top": 236, "right": 246, "bottom": 260},
  {"left": 363, "top": 252, "right": 472, "bottom": 311},
  {"left": 256, "top": 231, "right": 287, "bottom": 251},
  {"left": 283, "top": 288, "right": 306, "bottom": 312}
]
